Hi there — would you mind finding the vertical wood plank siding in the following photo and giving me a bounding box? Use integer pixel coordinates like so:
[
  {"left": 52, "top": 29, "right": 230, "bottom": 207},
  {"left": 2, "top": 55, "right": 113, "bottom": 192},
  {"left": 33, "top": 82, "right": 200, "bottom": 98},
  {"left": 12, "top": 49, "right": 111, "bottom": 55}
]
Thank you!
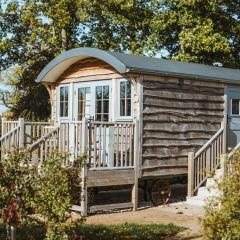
[{"left": 142, "top": 77, "right": 225, "bottom": 176}]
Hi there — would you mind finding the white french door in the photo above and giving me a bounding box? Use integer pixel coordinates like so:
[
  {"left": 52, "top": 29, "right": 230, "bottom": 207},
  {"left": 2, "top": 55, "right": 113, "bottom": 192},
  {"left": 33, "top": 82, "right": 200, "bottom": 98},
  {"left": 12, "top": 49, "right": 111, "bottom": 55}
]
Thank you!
[{"left": 74, "top": 80, "right": 112, "bottom": 122}]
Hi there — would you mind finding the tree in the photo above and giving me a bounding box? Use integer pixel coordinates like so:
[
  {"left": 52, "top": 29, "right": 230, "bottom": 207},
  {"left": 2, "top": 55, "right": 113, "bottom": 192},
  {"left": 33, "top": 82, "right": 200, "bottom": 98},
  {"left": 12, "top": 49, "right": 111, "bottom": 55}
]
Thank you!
[
  {"left": 150, "top": 0, "right": 240, "bottom": 67},
  {"left": 80, "top": 0, "right": 154, "bottom": 54},
  {"left": 203, "top": 152, "right": 240, "bottom": 239},
  {"left": 1, "top": 0, "right": 154, "bottom": 120}
]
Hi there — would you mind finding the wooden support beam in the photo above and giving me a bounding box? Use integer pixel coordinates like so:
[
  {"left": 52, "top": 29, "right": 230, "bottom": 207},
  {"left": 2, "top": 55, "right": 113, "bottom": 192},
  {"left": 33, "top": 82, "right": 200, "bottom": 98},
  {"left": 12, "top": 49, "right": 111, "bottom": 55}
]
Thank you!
[
  {"left": 18, "top": 118, "right": 25, "bottom": 148},
  {"left": 90, "top": 202, "right": 133, "bottom": 213},
  {"left": 132, "top": 120, "right": 139, "bottom": 211},
  {"left": 80, "top": 118, "right": 88, "bottom": 217},
  {"left": 187, "top": 152, "right": 195, "bottom": 197}
]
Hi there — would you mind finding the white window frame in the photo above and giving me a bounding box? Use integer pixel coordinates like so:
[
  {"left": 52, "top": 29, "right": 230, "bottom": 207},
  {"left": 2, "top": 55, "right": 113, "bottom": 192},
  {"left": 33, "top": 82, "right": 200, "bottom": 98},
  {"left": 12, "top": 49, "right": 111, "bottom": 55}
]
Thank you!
[
  {"left": 117, "top": 79, "right": 134, "bottom": 121},
  {"left": 231, "top": 98, "right": 240, "bottom": 116},
  {"left": 57, "top": 84, "right": 70, "bottom": 120},
  {"left": 74, "top": 80, "right": 112, "bottom": 122}
]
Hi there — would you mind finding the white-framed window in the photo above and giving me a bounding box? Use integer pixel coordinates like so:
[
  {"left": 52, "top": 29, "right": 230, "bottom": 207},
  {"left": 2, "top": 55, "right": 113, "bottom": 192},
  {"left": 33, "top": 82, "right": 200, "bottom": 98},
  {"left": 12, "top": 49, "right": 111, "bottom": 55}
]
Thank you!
[
  {"left": 118, "top": 79, "right": 133, "bottom": 120},
  {"left": 77, "top": 87, "right": 91, "bottom": 120},
  {"left": 95, "top": 85, "right": 110, "bottom": 121},
  {"left": 231, "top": 98, "right": 240, "bottom": 116},
  {"left": 59, "top": 85, "right": 69, "bottom": 118}
]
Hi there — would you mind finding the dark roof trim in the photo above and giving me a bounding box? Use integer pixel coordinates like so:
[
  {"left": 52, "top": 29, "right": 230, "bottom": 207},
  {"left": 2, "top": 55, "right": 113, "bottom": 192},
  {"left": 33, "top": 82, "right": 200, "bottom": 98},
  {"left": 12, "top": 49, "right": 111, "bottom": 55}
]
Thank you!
[
  {"left": 36, "top": 48, "right": 128, "bottom": 83},
  {"left": 36, "top": 47, "right": 240, "bottom": 84}
]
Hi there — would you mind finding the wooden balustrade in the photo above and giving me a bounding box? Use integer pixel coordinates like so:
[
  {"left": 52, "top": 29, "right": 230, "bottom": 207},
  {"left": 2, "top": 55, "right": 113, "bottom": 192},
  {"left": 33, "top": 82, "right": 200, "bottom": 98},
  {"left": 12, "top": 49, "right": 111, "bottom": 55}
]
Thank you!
[
  {"left": 188, "top": 127, "right": 225, "bottom": 197},
  {"left": 88, "top": 121, "right": 135, "bottom": 170},
  {"left": 0, "top": 118, "right": 24, "bottom": 157},
  {"left": 28, "top": 126, "right": 60, "bottom": 165},
  {"left": 24, "top": 121, "right": 50, "bottom": 146},
  {"left": 1, "top": 118, "right": 136, "bottom": 171}
]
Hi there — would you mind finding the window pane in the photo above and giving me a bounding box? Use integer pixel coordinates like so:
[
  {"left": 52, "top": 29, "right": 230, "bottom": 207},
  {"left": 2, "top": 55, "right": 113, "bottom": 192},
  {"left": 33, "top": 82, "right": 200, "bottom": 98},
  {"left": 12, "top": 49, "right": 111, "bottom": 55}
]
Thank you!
[
  {"left": 126, "top": 81, "right": 131, "bottom": 98},
  {"left": 120, "top": 82, "right": 125, "bottom": 98},
  {"left": 60, "top": 87, "right": 65, "bottom": 101},
  {"left": 103, "top": 114, "right": 109, "bottom": 122},
  {"left": 65, "top": 87, "right": 69, "bottom": 101},
  {"left": 60, "top": 101, "right": 64, "bottom": 117},
  {"left": 120, "top": 99, "right": 125, "bottom": 116},
  {"left": 96, "top": 86, "right": 102, "bottom": 100},
  {"left": 95, "top": 114, "right": 101, "bottom": 121},
  {"left": 126, "top": 99, "right": 131, "bottom": 116},
  {"left": 103, "top": 86, "right": 109, "bottom": 99},
  {"left": 60, "top": 86, "right": 69, "bottom": 117},
  {"left": 103, "top": 100, "right": 109, "bottom": 114},
  {"left": 64, "top": 102, "right": 68, "bottom": 117},
  {"left": 96, "top": 100, "right": 102, "bottom": 115},
  {"left": 232, "top": 99, "right": 239, "bottom": 115}
]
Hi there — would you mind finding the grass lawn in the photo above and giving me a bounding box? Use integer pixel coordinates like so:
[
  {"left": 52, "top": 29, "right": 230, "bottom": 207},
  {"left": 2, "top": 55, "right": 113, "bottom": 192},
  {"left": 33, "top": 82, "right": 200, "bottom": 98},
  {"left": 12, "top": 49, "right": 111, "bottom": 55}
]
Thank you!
[{"left": 0, "top": 220, "right": 184, "bottom": 240}]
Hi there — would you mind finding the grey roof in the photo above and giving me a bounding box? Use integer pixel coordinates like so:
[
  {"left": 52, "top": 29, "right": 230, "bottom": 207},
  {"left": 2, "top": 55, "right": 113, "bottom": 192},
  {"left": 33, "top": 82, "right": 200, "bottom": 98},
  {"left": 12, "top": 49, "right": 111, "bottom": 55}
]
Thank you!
[{"left": 36, "top": 47, "right": 240, "bottom": 84}]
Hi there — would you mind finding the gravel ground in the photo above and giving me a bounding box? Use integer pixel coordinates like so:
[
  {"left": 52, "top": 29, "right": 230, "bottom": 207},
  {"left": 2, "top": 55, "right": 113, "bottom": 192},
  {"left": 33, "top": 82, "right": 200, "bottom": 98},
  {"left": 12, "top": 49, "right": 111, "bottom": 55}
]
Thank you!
[{"left": 79, "top": 183, "right": 205, "bottom": 239}]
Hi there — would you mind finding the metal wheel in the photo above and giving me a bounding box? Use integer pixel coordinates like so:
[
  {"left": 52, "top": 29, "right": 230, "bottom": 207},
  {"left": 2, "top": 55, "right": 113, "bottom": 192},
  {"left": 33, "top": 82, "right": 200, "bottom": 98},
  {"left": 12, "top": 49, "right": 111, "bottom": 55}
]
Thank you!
[{"left": 149, "top": 179, "right": 171, "bottom": 206}]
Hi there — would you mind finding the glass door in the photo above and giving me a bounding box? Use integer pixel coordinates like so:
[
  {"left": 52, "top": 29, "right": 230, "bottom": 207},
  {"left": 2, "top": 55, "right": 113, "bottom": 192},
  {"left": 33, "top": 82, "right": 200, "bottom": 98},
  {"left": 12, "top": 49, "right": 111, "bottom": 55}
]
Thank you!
[{"left": 74, "top": 81, "right": 112, "bottom": 122}]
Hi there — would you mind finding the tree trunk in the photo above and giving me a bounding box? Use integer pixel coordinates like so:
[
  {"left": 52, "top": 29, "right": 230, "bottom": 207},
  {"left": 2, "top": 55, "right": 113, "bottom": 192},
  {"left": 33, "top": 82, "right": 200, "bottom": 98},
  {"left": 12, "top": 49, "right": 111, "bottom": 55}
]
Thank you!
[{"left": 61, "top": 28, "right": 67, "bottom": 52}]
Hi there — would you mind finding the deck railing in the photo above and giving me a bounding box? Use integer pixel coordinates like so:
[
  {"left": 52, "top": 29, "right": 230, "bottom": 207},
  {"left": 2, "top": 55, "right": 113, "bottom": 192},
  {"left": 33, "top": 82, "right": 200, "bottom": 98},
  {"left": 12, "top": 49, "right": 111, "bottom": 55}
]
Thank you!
[
  {"left": 88, "top": 121, "right": 135, "bottom": 170},
  {"left": 28, "top": 126, "right": 60, "bottom": 165},
  {"left": 188, "top": 127, "right": 225, "bottom": 196},
  {"left": 1, "top": 118, "right": 50, "bottom": 146},
  {"left": 1, "top": 118, "right": 136, "bottom": 170}
]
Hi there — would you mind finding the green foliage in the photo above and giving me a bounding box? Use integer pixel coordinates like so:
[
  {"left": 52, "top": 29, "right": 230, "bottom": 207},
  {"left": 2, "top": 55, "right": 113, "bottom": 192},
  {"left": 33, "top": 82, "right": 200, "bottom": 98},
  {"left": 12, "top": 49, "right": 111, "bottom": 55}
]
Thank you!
[
  {"left": 0, "top": 149, "right": 86, "bottom": 239},
  {"left": 2, "top": 0, "right": 240, "bottom": 119},
  {"left": 0, "top": 149, "right": 37, "bottom": 224},
  {"left": 202, "top": 152, "right": 240, "bottom": 240},
  {"left": 0, "top": 220, "right": 183, "bottom": 240},
  {"left": 33, "top": 152, "right": 85, "bottom": 225},
  {"left": 150, "top": 0, "right": 240, "bottom": 66}
]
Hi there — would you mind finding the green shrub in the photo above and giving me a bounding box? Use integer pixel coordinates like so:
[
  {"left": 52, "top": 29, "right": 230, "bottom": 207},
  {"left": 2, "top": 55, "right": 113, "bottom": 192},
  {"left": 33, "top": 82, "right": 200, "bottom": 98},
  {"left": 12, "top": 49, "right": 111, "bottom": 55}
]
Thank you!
[
  {"left": 0, "top": 149, "right": 86, "bottom": 240},
  {"left": 0, "top": 149, "right": 37, "bottom": 238},
  {"left": 202, "top": 152, "right": 240, "bottom": 240}
]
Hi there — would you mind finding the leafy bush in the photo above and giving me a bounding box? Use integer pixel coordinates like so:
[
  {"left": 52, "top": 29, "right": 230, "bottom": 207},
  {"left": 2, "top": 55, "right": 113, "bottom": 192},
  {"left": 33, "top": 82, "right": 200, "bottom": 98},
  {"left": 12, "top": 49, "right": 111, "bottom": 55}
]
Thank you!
[
  {"left": 0, "top": 149, "right": 86, "bottom": 239},
  {"left": 0, "top": 149, "right": 37, "bottom": 236},
  {"left": 202, "top": 152, "right": 240, "bottom": 240}
]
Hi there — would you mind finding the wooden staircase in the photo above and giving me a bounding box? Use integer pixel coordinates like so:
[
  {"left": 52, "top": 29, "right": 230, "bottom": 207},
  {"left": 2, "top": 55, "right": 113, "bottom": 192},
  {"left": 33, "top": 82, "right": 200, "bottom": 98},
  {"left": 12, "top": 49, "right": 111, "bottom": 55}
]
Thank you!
[
  {"left": 187, "top": 125, "right": 240, "bottom": 206},
  {"left": 186, "top": 127, "right": 225, "bottom": 205}
]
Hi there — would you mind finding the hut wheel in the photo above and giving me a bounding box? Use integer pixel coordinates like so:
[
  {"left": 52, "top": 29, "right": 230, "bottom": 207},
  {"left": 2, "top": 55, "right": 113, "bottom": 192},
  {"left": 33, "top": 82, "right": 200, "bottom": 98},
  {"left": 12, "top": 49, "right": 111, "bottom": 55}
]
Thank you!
[{"left": 149, "top": 180, "right": 171, "bottom": 206}]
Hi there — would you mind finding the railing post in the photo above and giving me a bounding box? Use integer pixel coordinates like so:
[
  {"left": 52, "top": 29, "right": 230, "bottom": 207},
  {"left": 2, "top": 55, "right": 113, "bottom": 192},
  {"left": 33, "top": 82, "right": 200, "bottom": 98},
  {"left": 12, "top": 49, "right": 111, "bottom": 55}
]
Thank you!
[
  {"left": 1, "top": 117, "right": 6, "bottom": 136},
  {"left": 188, "top": 152, "right": 195, "bottom": 197},
  {"left": 132, "top": 120, "right": 139, "bottom": 211},
  {"left": 69, "top": 121, "right": 75, "bottom": 161},
  {"left": 221, "top": 122, "right": 226, "bottom": 154},
  {"left": 220, "top": 154, "right": 226, "bottom": 176},
  {"left": 80, "top": 118, "right": 88, "bottom": 216},
  {"left": 18, "top": 118, "right": 24, "bottom": 148},
  {"left": 108, "top": 124, "right": 115, "bottom": 167}
]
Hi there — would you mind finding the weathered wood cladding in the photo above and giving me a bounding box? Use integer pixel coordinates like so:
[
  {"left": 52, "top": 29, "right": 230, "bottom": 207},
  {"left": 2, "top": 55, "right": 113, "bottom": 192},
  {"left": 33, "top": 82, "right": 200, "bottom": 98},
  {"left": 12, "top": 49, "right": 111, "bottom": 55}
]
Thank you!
[{"left": 142, "top": 76, "right": 225, "bottom": 175}]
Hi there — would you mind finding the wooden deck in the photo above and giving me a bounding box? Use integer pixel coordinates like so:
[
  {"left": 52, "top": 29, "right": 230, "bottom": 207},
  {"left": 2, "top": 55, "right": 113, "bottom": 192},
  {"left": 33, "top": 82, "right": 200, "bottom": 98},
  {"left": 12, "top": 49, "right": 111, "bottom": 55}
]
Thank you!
[
  {"left": 87, "top": 169, "right": 135, "bottom": 187},
  {"left": 0, "top": 118, "right": 139, "bottom": 215}
]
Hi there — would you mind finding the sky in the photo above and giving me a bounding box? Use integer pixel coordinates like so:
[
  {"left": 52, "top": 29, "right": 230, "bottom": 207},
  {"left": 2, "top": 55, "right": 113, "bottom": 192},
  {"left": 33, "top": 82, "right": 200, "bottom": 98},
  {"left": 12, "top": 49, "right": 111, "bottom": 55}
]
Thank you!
[{"left": 0, "top": 83, "right": 8, "bottom": 115}]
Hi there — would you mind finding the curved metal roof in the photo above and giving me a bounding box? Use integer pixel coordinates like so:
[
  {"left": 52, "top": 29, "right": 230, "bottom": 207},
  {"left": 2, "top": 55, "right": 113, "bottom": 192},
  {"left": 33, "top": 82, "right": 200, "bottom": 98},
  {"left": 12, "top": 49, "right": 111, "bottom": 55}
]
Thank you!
[{"left": 36, "top": 47, "right": 240, "bottom": 84}]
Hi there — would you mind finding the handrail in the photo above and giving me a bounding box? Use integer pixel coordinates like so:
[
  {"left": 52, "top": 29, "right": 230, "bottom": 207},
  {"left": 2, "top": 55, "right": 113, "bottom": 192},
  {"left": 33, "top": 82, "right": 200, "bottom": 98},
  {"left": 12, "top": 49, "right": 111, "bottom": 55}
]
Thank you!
[
  {"left": 228, "top": 141, "right": 240, "bottom": 159},
  {"left": 195, "top": 127, "right": 224, "bottom": 158},
  {"left": 28, "top": 126, "right": 59, "bottom": 151},
  {"left": 0, "top": 125, "right": 20, "bottom": 142},
  {"left": 188, "top": 127, "right": 225, "bottom": 197}
]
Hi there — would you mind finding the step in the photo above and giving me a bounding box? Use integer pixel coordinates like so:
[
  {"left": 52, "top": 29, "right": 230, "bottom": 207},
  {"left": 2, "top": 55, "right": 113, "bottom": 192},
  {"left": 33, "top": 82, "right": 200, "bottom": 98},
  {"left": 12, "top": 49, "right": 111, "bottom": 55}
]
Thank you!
[
  {"left": 215, "top": 169, "right": 224, "bottom": 179},
  {"left": 197, "top": 187, "right": 210, "bottom": 197},
  {"left": 206, "top": 178, "right": 215, "bottom": 188},
  {"left": 186, "top": 196, "right": 206, "bottom": 207}
]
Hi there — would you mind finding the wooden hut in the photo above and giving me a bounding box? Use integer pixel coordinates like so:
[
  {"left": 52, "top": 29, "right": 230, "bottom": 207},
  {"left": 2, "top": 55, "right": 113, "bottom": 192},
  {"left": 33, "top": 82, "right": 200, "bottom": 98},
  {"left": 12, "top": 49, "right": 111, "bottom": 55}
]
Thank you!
[{"left": 2, "top": 47, "right": 240, "bottom": 214}]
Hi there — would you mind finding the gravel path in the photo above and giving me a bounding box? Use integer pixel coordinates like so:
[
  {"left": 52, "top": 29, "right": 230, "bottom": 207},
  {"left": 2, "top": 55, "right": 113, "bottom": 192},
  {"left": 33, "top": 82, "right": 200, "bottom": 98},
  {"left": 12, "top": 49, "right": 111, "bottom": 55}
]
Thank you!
[{"left": 85, "top": 202, "right": 204, "bottom": 239}]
